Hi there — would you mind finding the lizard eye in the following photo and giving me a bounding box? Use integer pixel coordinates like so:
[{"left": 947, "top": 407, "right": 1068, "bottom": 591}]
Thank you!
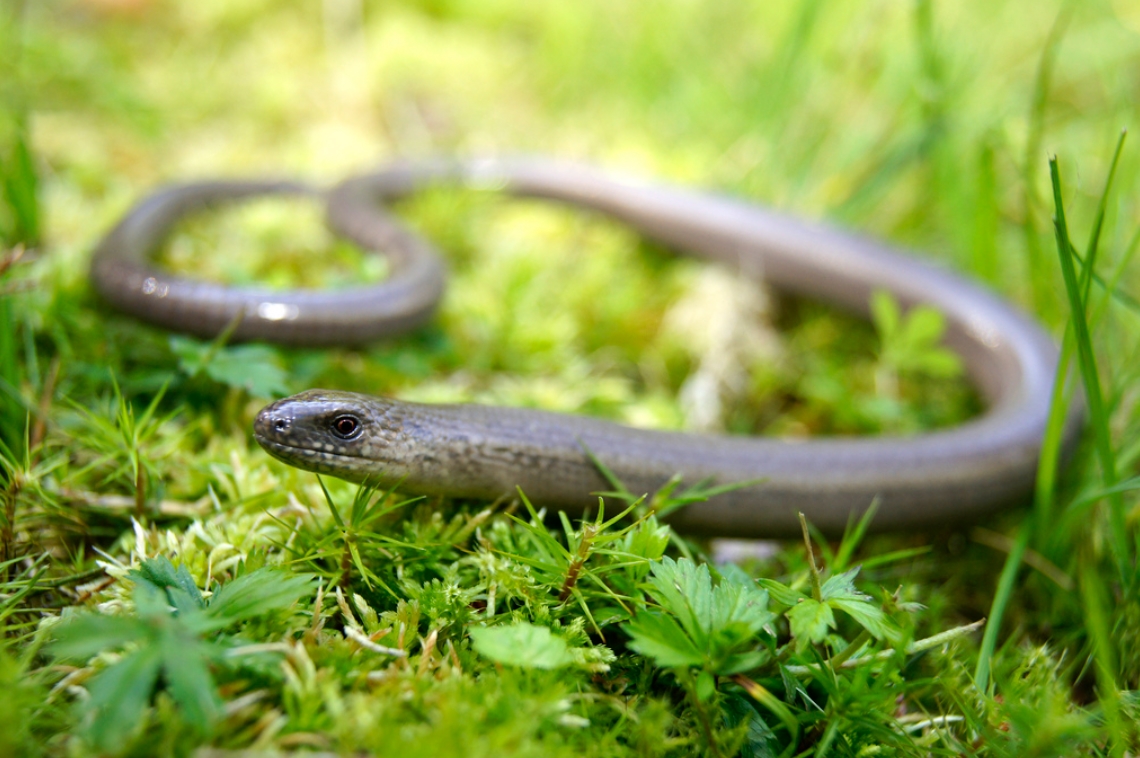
[{"left": 331, "top": 414, "right": 362, "bottom": 440}]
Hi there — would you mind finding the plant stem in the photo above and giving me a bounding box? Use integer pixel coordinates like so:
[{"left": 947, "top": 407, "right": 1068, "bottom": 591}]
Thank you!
[
  {"left": 558, "top": 523, "right": 595, "bottom": 603},
  {"left": 799, "top": 512, "right": 823, "bottom": 602},
  {"left": 1, "top": 475, "right": 17, "bottom": 583}
]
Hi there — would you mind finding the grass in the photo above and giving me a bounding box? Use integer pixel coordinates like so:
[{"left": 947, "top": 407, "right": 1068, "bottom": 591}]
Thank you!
[{"left": 2, "top": 0, "right": 1140, "bottom": 755}]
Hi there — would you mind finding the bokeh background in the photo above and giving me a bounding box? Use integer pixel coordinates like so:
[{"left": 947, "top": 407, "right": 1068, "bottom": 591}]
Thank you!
[{"left": 12, "top": 0, "right": 1140, "bottom": 286}]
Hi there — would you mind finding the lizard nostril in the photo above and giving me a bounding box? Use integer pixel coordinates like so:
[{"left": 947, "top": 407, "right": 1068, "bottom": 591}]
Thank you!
[{"left": 274, "top": 418, "right": 289, "bottom": 433}]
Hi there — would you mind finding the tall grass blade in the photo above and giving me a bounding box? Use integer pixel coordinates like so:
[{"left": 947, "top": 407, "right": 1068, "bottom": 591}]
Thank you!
[
  {"left": 1079, "top": 131, "right": 1127, "bottom": 306},
  {"left": 1078, "top": 555, "right": 1126, "bottom": 756},
  {"left": 973, "top": 522, "right": 1029, "bottom": 694},
  {"left": 1049, "top": 155, "right": 1128, "bottom": 578}
]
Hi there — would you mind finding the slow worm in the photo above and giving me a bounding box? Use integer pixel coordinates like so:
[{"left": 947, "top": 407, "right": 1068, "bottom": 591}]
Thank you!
[{"left": 91, "top": 158, "right": 1080, "bottom": 536}]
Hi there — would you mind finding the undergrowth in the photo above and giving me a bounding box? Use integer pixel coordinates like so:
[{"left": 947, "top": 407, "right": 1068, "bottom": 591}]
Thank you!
[{"left": 1, "top": 0, "right": 1140, "bottom": 755}]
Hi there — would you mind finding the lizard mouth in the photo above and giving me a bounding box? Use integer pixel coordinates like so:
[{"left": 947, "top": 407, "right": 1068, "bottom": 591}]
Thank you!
[{"left": 253, "top": 433, "right": 372, "bottom": 478}]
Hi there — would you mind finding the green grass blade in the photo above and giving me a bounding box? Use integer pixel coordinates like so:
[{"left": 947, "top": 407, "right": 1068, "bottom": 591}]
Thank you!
[
  {"left": 973, "top": 521, "right": 1029, "bottom": 694},
  {"left": 1079, "top": 130, "right": 1126, "bottom": 306},
  {"left": 1033, "top": 333, "right": 1074, "bottom": 527},
  {"left": 1049, "top": 156, "right": 1128, "bottom": 577},
  {"left": 1078, "top": 555, "right": 1126, "bottom": 756},
  {"left": 316, "top": 475, "right": 346, "bottom": 530}
]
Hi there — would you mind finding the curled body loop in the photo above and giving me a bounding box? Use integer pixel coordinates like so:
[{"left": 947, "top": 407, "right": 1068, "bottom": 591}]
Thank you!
[{"left": 91, "top": 158, "right": 1081, "bottom": 536}]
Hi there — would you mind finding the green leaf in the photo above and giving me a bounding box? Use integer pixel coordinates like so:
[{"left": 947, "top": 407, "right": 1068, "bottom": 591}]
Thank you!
[
  {"left": 811, "top": 566, "right": 897, "bottom": 640},
  {"left": 870, "top": 290, "right": 900, "bottom": 339},
  {"left": 829, "top": 598, "right": 893, "bottom": 641},
  {"left": 719, "top": 649, "right": 770, "bottom": 676},
  {"left": 204, "top": 568, "right": 315, "bottom": 628},
  {"left": 625, "top": 611, "right": 706, "bottom": 667},
  {"left": 911, "top": 347, "right": 962, "bottom": 377},
  {"left": 622, "top": 516, "right": 670, "bottom": 566},
  {"left": 49, "top": 615, "right": 148, "bottom": 661},
  {"left": 84, "top": 644, "right": 163, "bottom": 752},
  {"left": 898, "top": 307, "right": 944, "bottom": 346},
  {"left": 696, "top": 669, "right": 716, "bottom": 702},
  {"left": 130, "top": 555, "right": 205, "bottom": 611},
  {"left": 872, "top": 291, "right": 962, "bottom": 380},
  {"left": 1, "top": 120, "right": 40, "bottom": 245},
  {"left": 629, "top": 558, "right": 773, "bottom": 674},
  {"left": 643, "top": 557, "right": 715, "bottom": 647},
  {"left": 819, "top": 567, "right": 865, "bottom": 602},
  {"left": 709, "top": 574, "right": 773, "bottom": 638},
  {"left": 469, "top": 622, "right": 574, "bottom": 669},
  {"left": 786, "top": 599, "right": 834, "bottom": 649},
  {"left": 170, "top": 337, "right": 290, "bottom": 397},
  {"left": 160, "top": 635, "right": 221, "bottom": 732},
  {"left": 133, "top": 579, "right": 178, "bottom": 621},
  {"left": 756, "top": 578, "right": 807, "bottom": 608},
  {"left": 645, "top": 557, "right": 771, "bottom": 640},
  {"left": 722, "top": 694, "right": 779, "bottom": 758}
]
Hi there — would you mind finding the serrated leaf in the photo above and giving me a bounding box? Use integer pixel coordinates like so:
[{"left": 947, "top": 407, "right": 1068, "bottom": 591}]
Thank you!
[
  {"left": 644, "top": 557, "right": 772, "bottom": 645},
  {"left": 710, "top": 576, "right": 773, "bottom": 637},
  {"left": 204, "top": 568, "right": 315, "bottom": 627},
  {"left": 716, "top": 562, "right": 753, "bottom": 586},
  {"left": 873, "top": 291, "right": 963, "bottom": 381},
  {"left": 130, "top": 555, "right": 205, "bottom": 611},
  {"left": 50, "top": 615, "right": 148, "bottom": 661},
  {"left": 133, "top": 580, "right": 174, "bottom": 620},
  {"left": 820, "top": 567, "right": 865, "bottom": 602},
  {"left": 625, "top": 611, "right": 705, "bottom": 667},
  {"left": 469, "top": 622, "right": 573, "bottom": 669},
  {"left": 160, "top": 635, "right": 221, "bottom": 731},
  {"left": 623, "top": 516, "right": 670, "bottom": 563},
  {"left": 829, "top": 598, "right": 893, "bottom": 640},
  {"left": 206, "top": 345, "right": 290, "bottom": 396},
  {"left": 786, "top": 599, "right": 834, "bottom": 649},
  {"left": 644, "top": 557, "right": 714, "bottom": 647},
  {"left": 630, "top": 559, "right": 773, "bottom": 674},
  {"left": 170, "top": 337, "right": 289, "bottom": 397},
  {"left": 84, "top": 644, "right": 163, "bottom": 751},
  {"left": 757, "top": 578, "right": 807, "bottom": 608}
]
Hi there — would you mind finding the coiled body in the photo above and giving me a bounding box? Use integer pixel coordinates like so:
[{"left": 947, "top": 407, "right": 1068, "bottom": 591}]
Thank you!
[{"left": 92, "top": 158, "right": 1081, "bottom": 536}]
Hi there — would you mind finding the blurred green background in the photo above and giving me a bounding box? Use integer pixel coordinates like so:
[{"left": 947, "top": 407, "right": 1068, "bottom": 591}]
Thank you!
[{"left": 9, "top": 0, "right": 1140, "bottom": 286}]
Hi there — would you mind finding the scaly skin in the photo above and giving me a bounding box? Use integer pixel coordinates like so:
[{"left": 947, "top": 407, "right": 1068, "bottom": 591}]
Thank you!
[{"left": 91, "top": 157, "right": 1081, "bottom": 537}]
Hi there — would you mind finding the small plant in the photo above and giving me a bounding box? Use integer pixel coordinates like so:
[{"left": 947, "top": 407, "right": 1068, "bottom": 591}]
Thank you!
[
  {"left": 870, "top": 290, "right": 962, "bottom": 399},
  {"left": 170, "top": 330, "right": 290, "bottom": 398},
  {"left": 49, "top": 556, "right": 315, "bottom": 753},
  {"left": 64, "top": 380, "right": 188, "bottom": 518},
  {"left": 618, "top": 511, "right": 987, "bottom": 756}
]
